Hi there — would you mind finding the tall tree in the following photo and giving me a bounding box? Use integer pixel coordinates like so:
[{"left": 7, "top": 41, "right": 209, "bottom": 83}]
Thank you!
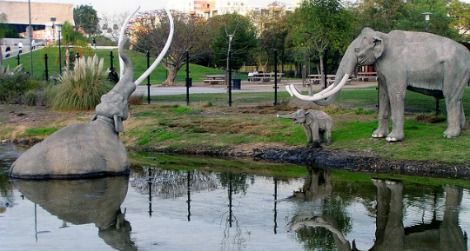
[
  {"left": 132, "top": 11, "right": 208, "bottom": 85},
  {"left": 394, "top": 0, "right": 458, "bottom": 38},
  {"left": 208, "top": 14, "right": 257, "bottom": 70},
  {"left": 288, "top": 0, "right": 356, "bottom": 86},
  {"left": 448, "top": 0, "right": 470, "bottom": 39},
  {"left": 73, "top": 5, "right": 99, "bottom": 35}
]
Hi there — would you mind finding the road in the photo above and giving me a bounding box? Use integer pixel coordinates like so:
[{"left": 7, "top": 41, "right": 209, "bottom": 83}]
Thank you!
[{"left": 133, "top": 80, "right": 377, "bottom": 97}]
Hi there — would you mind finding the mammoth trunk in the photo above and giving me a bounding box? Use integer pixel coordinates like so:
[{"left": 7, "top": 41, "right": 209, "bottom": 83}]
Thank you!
[{"left": 313, "top": 43, "right": 358, "bottom": 106}]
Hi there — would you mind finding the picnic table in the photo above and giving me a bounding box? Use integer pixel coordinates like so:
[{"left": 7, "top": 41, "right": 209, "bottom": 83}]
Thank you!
[
  {"left": 307, "top": 74, "right": 336, "bottom": 85},
  {"left": 248, "top": 72, "right": 284, "bottom": 82},
  {"left": 357, "top": 72, "right": 377, "bottom": 81},
  {"left": 203, "top": 74, "right": 225, "bottom": 85}
]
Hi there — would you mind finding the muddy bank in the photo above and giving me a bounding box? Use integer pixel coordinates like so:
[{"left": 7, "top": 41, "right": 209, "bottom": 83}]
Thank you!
[
  {"left": 133, "top": 145, "right": 470, "bottom": 180},
  {"left": 8, "top": 138, "right": 470, "bottom": 179}
]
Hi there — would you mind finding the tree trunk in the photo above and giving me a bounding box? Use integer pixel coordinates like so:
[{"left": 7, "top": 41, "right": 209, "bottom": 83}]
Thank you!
[
  {"left": 0, "top": 44, "right": 3, "bottom": 66},
  {"left": 163, "top": 65, "right": 178, "bottom": 85},
  {"left": 65, "top": 46, "right": 70, "bottom": 69},
  {"left": 319, "top": 53, "right": 326, "bottom": 89}
]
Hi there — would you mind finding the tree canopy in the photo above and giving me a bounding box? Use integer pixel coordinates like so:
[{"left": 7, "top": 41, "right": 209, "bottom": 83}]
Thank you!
[
  {"left": 208, "top": 14, "right": 258, "bottom": 70},
  {"left": 73, "top": 5, "right": 100, "bottom": 35}
]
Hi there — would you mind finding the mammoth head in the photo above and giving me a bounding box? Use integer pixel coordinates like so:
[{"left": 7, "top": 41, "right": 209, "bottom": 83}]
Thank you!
[
  {"left": 354, "top": 27, "right": 386, "bottom": 66},
  {"left": 277, "top": 109, "right": 309, "bottom": 124},
  {"left": 92, "top": 8, "right": 174, "bottom": 134}
]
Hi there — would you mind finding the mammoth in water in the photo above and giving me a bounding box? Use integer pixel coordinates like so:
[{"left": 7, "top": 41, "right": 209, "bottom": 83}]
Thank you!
[
  {"left": 278, "top": 109, "right": 333, "bottom": 146},
  {"left": 286, "top": 28, "right": 470, "bottom": 142},
  {"left": 10, "top": 9, "right": 174, "bottom": 179}
]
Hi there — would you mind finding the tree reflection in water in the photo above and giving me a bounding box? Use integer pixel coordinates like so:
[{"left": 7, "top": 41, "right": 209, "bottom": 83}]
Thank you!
[{"left": 130, "top": 167, "right": 219, "bottom": 199}]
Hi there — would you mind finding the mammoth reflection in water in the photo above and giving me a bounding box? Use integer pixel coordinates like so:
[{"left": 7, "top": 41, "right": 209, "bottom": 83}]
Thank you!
[
  {"left": 290, "top": 169, "right": 467, "bottom": 251},
  {"left": 371, "top": 179, "right": 467, "bottom": 251},
  {"left": 14, "top": 176, "right": 136, "bottom": 251}
]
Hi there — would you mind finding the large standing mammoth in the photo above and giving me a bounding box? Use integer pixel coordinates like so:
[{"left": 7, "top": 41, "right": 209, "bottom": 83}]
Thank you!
[{"left": 287, "top": 28, "right": 470, "bottom": 142}]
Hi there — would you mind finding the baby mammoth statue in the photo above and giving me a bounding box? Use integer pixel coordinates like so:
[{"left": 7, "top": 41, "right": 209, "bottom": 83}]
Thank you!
[{"left": 278, "top": 109, "right": 333, "bottom": 146}]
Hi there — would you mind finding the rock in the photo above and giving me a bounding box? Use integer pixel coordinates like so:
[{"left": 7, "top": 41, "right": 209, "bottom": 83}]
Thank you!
[{"left": 10, "top": 119, "right": 129, "bottom": 179}]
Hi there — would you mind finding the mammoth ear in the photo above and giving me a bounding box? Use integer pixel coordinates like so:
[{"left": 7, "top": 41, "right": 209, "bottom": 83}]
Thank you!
[{"left": 373, "top": 35, "right": 384, "bottom": 59}]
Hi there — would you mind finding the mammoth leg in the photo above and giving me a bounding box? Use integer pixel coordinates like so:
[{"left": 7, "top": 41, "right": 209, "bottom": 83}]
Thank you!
[
  {"left": 303, "top": 124, "right": 313, "bottom": 143},
  {"left": 443, "top": 65, "right": 466, "bottom": 138},
  {"left": 372, "top": 79, "right": 390, "bottom": 138},
  {"left": 386, "top": 82, "right": 406, "bottom": 142},
  {"left": 460, "top": 103, "right": 466, "bottom": 129},
  {"left": 310, "top": 122, "right": 321, "bottom": 145}
]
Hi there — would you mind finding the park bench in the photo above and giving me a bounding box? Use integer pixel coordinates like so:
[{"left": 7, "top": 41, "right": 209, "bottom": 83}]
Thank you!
[{"left": 204, "top": 74, "right": 225, "bottom": 85}]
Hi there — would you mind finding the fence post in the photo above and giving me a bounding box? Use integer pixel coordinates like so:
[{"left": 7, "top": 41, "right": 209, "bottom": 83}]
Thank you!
[
  {"left": 228, "top": 51, "right": 232, "bottom": 107},
  {"left": 44, "top": 54, "right": 49, "bottom": 81},
  {"left": 274, "top": 49, "right": 278, "bottom": 106},
  {"left": 110, "top": 51, "right": 114, "bottom": 72},
  {"left": 146, "top": 51, "right": 151, "bottom": 104},
  {"left": 185, "top": 51, "right": 190, "bottom": 106},
  {"left": 17, "top": 53, "right": 20, "bottom": 66}
]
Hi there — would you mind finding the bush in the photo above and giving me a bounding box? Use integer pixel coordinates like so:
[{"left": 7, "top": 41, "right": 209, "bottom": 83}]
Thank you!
[
  {"left": 0, "top": 65, "right": 29, "bottom": 104},
  {"left": 48, "top": 55, "right": 112, "bottom": 110},
  {"left": 91, "top": 35, "right": 117, "bottom": 46}
]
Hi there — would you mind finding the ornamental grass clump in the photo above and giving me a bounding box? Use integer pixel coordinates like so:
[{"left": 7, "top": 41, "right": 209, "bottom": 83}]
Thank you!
[
  {"left": 50, "top": 55, "right": 112, "bottom": 110},
  {"left": 0, "top": 65, "right": 30, "bottom": 104}
]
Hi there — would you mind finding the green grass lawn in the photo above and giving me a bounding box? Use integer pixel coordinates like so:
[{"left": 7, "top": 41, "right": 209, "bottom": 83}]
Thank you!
[
  {"left": 3, "top": 47, "right": 224, "bottom": 84},
  {"left": 125, "top": 88, "right": 470, "bottom": 164}
]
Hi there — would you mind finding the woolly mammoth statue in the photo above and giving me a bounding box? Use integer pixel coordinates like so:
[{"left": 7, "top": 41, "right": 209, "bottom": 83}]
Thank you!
[
  {"left": 9, "top": 9, "right": 174, "bottom": 179},
  {"left": 278, "top": 109, "right": 333, "bottom": 146},
  {"left": 286, "top": 28, "right": 470, "bottom": 142}
]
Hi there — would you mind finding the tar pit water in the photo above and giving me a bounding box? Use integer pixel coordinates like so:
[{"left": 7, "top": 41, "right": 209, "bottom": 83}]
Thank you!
[{"left": 0, "top": 144, "right": 469, "bottom": 251}]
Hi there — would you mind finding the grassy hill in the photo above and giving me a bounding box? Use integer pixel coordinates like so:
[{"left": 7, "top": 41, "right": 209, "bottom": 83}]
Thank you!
[{"left": 3, "top": 46, "right": 224, "bottom": 84}]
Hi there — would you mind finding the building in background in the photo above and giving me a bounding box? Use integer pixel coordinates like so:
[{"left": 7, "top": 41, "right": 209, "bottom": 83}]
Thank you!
[{"left": 0, "top": 1, "right": 74, "bottom": 42}]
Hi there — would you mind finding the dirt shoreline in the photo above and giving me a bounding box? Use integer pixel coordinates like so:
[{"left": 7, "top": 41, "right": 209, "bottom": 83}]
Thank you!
[{"left": 129, "top": 144, "right": 470, "bottom": 180}]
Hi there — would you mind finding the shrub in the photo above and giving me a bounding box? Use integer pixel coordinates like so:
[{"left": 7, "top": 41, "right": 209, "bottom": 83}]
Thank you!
[
  {"left": 49, "top": 55, "right": 112, "bottom": 110},
  {"left": 0, "top": 65, "right": 30, "bottom": 104}
]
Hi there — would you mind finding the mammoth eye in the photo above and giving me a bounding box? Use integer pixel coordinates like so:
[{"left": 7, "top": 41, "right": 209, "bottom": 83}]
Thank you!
[{"left": 354, "top": 48, "right": 360, "bottom": 53}]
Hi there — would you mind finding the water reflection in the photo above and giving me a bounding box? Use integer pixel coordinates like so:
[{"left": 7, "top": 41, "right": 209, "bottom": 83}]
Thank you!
[
  {"left": 289, "top": 168, "right": 353, "bottom": 250},
  {"left": 13, "top": 176, "right": 136, "bottom": 251},
  {"left": 290, "top": 168, "right": 468, "bottom": 251},
  {"left": 1, "top": 148, "right": 469, "bottom": 251},
  {"left": 371, "top": 180, "right": 467, "bottom": 251}
]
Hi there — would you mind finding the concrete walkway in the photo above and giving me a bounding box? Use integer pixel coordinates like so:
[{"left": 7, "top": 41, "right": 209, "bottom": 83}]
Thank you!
[{"left": 133, "top": 80, "right": 377, "bottom": 97}]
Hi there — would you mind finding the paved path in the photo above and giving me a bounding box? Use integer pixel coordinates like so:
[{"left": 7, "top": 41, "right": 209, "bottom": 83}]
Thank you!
[{"left": 133, "top": 80, "right": 377, "bottom": 97}]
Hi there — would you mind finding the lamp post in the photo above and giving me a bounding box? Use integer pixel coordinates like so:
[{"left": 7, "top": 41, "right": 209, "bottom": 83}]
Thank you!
[
  {"left": 57, "top": 24, "right": 62, "bottom": 75},
  {"left": 422, "top": 12, "right": 432, "bottom": 32},
  {"left": 50, "top": 17, "right": 56, "bottom": 42}
]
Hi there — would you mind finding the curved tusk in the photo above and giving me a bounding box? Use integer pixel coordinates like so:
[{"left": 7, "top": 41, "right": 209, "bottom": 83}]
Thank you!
[
  {"left": 285, "top": 85, "right": 293, "bottom": 96},
  {"left": 134, "top": 9, "right": 174, "bottom": 86},
  {"left": 118, "top": 7, "right": 140, "bottom": 77},
  {"left": 286, "top": 76, "right": 339, "bottom": 98},
  {"left": 290, "top": 74, "right": 349, "bottom": 101}
]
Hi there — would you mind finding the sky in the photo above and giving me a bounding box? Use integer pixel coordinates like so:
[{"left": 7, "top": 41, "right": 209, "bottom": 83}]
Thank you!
[
  {"left": 8, "top": 0, "right": 470, "bottom": 17},
  {"left": 12, "top": 0, "right": 298, "bottom": 16}
]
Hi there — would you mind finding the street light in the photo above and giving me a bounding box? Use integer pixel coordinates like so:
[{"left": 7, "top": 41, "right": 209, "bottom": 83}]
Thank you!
[
  {"left": 57, "top": 24, "right": 62, "bottom": 74},
  {"left": 50, "top": 17, "right": 56, "bottom": 42},
  {"left": 421, "top": 12, "right": 432, "bottom": 32}
]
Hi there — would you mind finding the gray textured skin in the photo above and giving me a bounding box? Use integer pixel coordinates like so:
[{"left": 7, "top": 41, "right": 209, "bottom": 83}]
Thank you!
[
  {"left": 9, "top": 38, "right": 136, "bottom": 179},
  {"left": 303, "top": 28, "right": 470, "bottom": 142},
  {"left": 278, "top": 109, "right": 333, "bottom": 146}
]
